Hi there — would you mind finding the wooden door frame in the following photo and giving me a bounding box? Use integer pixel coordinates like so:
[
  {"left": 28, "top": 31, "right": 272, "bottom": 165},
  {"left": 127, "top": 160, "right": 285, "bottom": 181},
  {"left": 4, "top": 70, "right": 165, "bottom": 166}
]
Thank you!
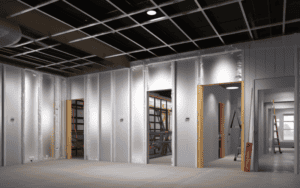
[{"left": 197, "top": 81, "right": 245, "bottom": 171}]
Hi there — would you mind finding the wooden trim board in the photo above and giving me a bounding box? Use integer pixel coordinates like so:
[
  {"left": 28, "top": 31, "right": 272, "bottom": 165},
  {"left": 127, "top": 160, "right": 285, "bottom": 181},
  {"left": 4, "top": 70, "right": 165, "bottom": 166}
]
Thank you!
[
  {"left": 66, "top": 100, "right": 72, "bottom": 159},
  {"left": 197, "top": 81, "right": 245, "bottom": 171}
]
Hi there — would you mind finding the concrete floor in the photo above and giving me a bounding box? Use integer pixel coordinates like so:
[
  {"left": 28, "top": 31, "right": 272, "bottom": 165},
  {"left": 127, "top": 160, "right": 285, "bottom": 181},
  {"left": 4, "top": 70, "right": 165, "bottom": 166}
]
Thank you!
[
  {"left": 259, "top": 148, "right": 294, "bottom": 173},
  {"left": 1, "top": 158, "right": 300, "bottom": 188},
  {"left": 205, "top": 154, "right": 241, "bottom": 170},
  {"left": 149, "top": 155, "right": 172, "bottom": 166}
]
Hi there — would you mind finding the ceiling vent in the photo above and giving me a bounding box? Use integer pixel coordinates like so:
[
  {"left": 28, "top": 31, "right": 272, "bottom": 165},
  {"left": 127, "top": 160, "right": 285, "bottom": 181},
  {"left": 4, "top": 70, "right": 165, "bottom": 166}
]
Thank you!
[{"left": 0, "top": 18, "right": 22, "bottom": 48}]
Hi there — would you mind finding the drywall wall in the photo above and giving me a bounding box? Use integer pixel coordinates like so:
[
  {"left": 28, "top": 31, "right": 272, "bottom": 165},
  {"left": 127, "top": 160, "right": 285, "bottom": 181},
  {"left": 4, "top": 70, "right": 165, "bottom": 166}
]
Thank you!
[
  {"left": 203, "top": 85, "right": 231, "bottom": 165},
  {"left": 131, "top": 66, "right": 145, "bottom": 164},
  {"left": 263, "top": 87, "right": 294, "bottom": 103},
  {"left": 176, "top": 58, "right": 197, "bottom": 168}
]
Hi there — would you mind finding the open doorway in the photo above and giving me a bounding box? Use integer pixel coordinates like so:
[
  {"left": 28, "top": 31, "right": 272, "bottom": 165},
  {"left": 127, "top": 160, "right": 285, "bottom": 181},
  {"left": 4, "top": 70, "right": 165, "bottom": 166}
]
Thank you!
[
  {"left": 197, "top": 81, "right": 245, "bottom": 171},
  {"left": 66, "top": 99, "right": 84, "bottom": 159},
  {"left": 147, "top": 89, "right": 172, "bottom": 166}
]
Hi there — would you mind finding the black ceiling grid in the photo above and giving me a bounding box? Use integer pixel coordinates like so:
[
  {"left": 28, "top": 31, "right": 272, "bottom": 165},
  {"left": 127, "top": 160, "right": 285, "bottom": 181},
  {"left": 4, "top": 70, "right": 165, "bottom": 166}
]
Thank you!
[
  {"left": 197, "top": 0, "right": 229, "bottom": 7},
  {"left": 131, "top": 8, "right": 165, "bottom": 23},
  {"left": 222, "top": 32, "right": 251, "bottom": 45},
  {"left": 81, "top": 24, "right": 112, "bottom": 35},
  {"left": 284, "top": 0, "right": 300, "bottom": 21},
  {"left": 39, "top": 0, "right": 97, "bottom": 28},
  {"left": 54, "top": 44, "right": 91, "bottom": 58},
  {"left": 145, "top": 20, "right": 189, "bottom": 44},
  {"left": 131, "top": 51, "right": 156, "bottom": 59},
  {"left": 242, "top": 0, "right": 284, "bottom": 28},
  {"left": 66, "top": 0, "right": 123, "bottom": 21},
  {"left": 285, "top": 22, "right": 300, "bottom": 35},
  {"left": 39, "top": 38, "right": 59, "bottom": 46},
  {"left": 172, "top": 42, "right": 198, "bottom": 53},
  {"left": 40, "top": 48, "right": 76, "bottom": 60},
  {"left": 21, "top": 0, "right": 51, "bottom": 7},
  {"left": 173, "top": 12, "right": 216, "bottom": 39},
  {"left": 110, "top": 0, "right": 154, "bottom": 14},
  {"left": 105, "top": 17, "right": 136, "bottom": 30},
  {"left": 204, "top": 3, "right": 247, "bottom": 34},
  {"left": 151, "top": 46, "right": 176, "bottom": 56},
  {"left": 23, "top": 43, "right": 44, "bottom": 50},
  {"left": 97, "top": 33, "right": 143, "bottom": 53},
  {"left": 120, "top": 27, "right": 164, "bottom": 49},
  {"left": 72, "top": 59, "right": 93, "bottom": 68},
  {"left": 161, "top": 0, "right": 198, "bottom": 16},
  {"left": 254, "top": 25, "right": 282, "bottom": 40},
  {"left": 195, "top": 37, "right": 224, "bottom": 49},
  {"left": 86, "top": 56, "right": 106, "bottom": 65}
]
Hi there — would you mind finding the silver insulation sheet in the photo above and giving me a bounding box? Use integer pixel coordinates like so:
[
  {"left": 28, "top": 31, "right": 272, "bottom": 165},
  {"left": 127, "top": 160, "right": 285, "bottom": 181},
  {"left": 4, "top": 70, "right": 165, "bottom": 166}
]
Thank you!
[
  {"left": 86, "top": 73, "right": 100, "bottom": 160},
  {"left": 3, "top": 65, "right": 22, "bottom": 166},
  {"left": 147, "top": 62, "right": 172, "bottom": 91},
  {"left": 100, "top": 71, "right": 112, "bottom": 162},
  {"left": 41, "top": 74, "right": 55, "bottom": 159},
  {"left": 131, "top": 66, "right": 145, "bottom": 164},
  {"left": 69, "top": 76, "right": 84, "bottom": 100},
  {"left": 24, "top": 70, "right": 39, "bottom": 163},
  {"left": 113, "top": 69, "right": 130, "bottom": 163},
  {"left": 176, "top": 59, "right": 197, "bottom": 168},
  {"left": 61, "top": 78, "right": 67, "bottom": 158},
  {"left": 0, "top": 64, "right": 2, "bottom": 166}
]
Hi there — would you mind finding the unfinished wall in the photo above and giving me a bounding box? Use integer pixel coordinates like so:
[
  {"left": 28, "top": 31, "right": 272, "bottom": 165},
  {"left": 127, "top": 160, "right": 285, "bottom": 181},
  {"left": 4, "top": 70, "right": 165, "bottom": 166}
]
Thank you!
[
  {"left": 203, "top": 85, "right": 231, "bottom": 165},
  {"left": 176, "top": 58, "right": 197, "bottom": 168}
]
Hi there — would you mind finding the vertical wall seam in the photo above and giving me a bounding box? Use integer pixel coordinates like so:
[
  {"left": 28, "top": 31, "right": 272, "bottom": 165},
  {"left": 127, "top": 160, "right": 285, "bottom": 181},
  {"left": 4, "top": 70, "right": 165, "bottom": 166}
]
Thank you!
[{"left": 21, "top": 69, "right": 24, "bottom": 164}]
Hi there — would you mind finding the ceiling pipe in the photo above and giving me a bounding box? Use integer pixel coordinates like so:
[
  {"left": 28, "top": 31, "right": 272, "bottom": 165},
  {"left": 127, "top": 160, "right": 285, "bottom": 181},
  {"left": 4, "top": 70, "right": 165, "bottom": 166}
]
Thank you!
[{"left": 0, "top": 18, "right": 22, "bottom": 48}]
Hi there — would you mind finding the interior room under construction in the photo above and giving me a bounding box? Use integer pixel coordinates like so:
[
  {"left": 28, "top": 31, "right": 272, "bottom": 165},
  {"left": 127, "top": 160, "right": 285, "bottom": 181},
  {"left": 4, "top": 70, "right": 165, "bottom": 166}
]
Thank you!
[{"left": 1, "top": 0, "right": 300, "bottom": 187}]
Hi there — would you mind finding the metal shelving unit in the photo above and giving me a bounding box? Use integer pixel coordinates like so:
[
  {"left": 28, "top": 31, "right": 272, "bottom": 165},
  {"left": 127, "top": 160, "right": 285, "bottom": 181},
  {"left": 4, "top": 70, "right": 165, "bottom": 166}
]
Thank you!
[
  {"left": 71, "top": 99, "right": 84, "bottom": 158},
  {"left": 148, "top": 94, "right": 172, "bottom": 159}
]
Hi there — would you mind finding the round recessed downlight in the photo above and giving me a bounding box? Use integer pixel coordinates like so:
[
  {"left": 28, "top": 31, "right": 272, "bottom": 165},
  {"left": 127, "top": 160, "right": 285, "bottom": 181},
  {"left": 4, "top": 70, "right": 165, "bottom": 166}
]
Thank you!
[
  {"left": 147, "top": 10, "right": 157, "bottom": 15},
  {"left": 226, "top": 86, "right": 239, "bottom": 90}
]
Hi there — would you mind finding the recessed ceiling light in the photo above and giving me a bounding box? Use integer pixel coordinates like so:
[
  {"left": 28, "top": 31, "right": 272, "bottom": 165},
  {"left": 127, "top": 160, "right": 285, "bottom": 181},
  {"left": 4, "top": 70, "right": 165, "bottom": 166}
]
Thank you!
[
  {"left": 226, "top": 86, "right": 239, "bottom": 90},
  {"left": 147, "top": 10, "right": 156, "bottom": 16}
]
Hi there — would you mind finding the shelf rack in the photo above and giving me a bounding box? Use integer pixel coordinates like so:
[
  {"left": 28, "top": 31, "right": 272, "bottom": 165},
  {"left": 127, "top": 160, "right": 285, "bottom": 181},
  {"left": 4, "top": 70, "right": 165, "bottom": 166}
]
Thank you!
[{"left": 71, "top": 99, "right": 84, "bottom": 158}]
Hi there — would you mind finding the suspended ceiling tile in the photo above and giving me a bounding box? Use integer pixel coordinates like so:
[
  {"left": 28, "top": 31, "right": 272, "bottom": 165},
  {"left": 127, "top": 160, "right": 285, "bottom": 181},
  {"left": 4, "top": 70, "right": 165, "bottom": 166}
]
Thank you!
[
  {"left": 286, "top": 0, "right": 300, "bottom": 21},
  {"left": 23, "top": 43, "right": 44, "bottom": 50},
  {"left": 0, "top": 0, "right": 28, "bottom": 18},
  {"left": 205, "top": 2, "right": 246, "bottom": 34},
  {"left": 64, "top": 62, "right": 78, "bottom": 67},
  {"left": 21, "top": 0, "right": 52, "bottom": 7},
  {"left": 39, "top": 38, "right": 59, "bottom": 46},
  {"left": 285, "top": 22, "right": 300, "bottom": 35},
  {"left": 81, "top": 24, "right": 111, "bottom": 35},
  {"left": 15, "top": 37, "right": 31, "bottom": 45},
  {"left": 145, "top": 20, "right": 189, "bottom": 44},
  {"left": 161, "top": 0, "right": 198, "bottom": 16},
  {"left": 15, "top": 55, "right": 47, "bottom": 65},
  {"left": 253, "top": 25, "right": 282, "bottom": 40},
  {"left": 86, "top": 56, "right": 105, "bottom": 64},
  {"left": 110, "top": 0, "right": 154, "bottom": 14},
  {"left": 40, "top": 48, "right": 76, "bottom": 60},
  {"left": 73, "top": 59, "right": 89, "bottom": 64},
  {"left": 53, "top": 30, "right": 88, "bottom": 44},
  {"left": 172, "top": 42, "right": 198, "bottom": 53},
  {"left": 153, "top": 0, "right": 171, "bottom": 5},
  {"left": 29, "top": 52, "right": 61, "bottom": 62},
  {"left": 173, "top": 12, "right": 216, "bottom": 39},
  {"left": 105, "top": 17, "right": 136, "bottom": 30},
  {"left": 131, "top": 51, "right": 156, "bottom": 60},
  {"left": 196, "top": 37, "right": 223, "bottom": 49},
  {"left": 222, "top": 32, "right": 251, "bottom": 45},
  {"left": 197, "top": 0, "right": 231, "bottom": 7},
  {"left": 131, "top": 8, "right": 165, "bottom": 24},
  {"left": 0, "top": 50, "right": 15, "bottom": 56},
  {"left": 97, "top": 33, "right": 143, "bottom": 53},
  {"left": 120, "top": 26, "right": 164, "bottom": 48},
  {"left": 150, "top": 47, "right": 175, "bottom": 56},
  {"left": 39, "top": 0, "right": 97, "bottom": 28},
  {"left": 54, "top": 44, "right": 92, "bottom": 57},
  {"left": 66, "top": 0, "right": 123, "bottom": 21}
]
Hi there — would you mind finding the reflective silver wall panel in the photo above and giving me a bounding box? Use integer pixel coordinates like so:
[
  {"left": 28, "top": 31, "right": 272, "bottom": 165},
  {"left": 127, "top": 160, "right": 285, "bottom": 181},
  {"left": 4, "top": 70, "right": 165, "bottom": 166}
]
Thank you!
[
  {"left": 176, "top": 59, "right": 197, "bottom": 168},
  {"left": 113, "top": 69, "right": 130, "bottom": 163},
  {"left": 200, "top": 51, "right": 243, "bottom": 85},
  {"left": 41, "top": 74, "right": 55, "bottom": 159},
  {"left": 55, "top": 77, "right": 64, "bottom": 159},
  {"left": 86, "top": 73, "right": 100, "bottom": 160},
  {"left": 100, "top": 72, "right": 112, "bottom": 162},
  {"left": 24, "top": 70, "right": 39, "bottom": 163},
  {"left": 147, "top": 62, "right": 172, "bottom": 91},
  {"left": 0, "top": 64, "right": 2, "bottom": 166},
  {"left": 69, "top": 76, "right": 84, "bottom": 100},
  {"left": 131, "top": 66, "right": 145, "bottom": 164},
  {"left": 3, "top": 65, "right": 22, "bottom": 166}
]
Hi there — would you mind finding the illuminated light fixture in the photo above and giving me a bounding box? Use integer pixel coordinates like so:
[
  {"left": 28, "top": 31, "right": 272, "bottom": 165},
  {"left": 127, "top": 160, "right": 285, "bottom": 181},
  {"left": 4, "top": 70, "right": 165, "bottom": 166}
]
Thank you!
[
  {"left": 147, "top": 10, "right": 157, "bottom": 15},
  {"left": 226, "top": 86, "right": 239, "bottom": 90}
]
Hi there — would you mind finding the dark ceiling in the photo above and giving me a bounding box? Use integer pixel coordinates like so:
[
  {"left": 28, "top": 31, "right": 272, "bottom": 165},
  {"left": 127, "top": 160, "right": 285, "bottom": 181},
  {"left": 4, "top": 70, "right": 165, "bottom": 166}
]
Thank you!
[{"left": 0, "top": 0, "right": 299, "bottom": 77}]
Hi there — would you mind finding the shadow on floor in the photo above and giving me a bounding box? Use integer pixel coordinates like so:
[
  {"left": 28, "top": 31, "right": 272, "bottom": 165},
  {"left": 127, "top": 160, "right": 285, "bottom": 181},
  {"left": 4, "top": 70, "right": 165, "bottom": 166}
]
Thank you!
[{"left": 205, "top": 154, "right": 241, "bottom": 170}]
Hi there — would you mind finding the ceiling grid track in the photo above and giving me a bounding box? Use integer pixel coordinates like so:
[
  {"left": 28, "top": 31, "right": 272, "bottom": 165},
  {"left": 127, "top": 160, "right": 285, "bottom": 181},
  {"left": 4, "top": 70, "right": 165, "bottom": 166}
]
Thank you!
[{"left": 237, "top": 0, "right": 253, "bottom": 39}]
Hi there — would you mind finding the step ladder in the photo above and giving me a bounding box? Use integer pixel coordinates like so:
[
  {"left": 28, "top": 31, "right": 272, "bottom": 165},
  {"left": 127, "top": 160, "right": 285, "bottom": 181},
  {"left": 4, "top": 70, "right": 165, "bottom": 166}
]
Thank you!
[
  {"left": 229, "top": 110, "right": 241, "bottom": 161},
  {"left": 273, "top": 100, "right": 282, "bottom": 154}
]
